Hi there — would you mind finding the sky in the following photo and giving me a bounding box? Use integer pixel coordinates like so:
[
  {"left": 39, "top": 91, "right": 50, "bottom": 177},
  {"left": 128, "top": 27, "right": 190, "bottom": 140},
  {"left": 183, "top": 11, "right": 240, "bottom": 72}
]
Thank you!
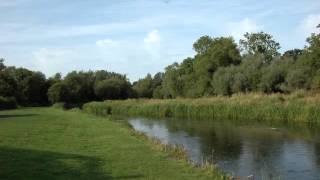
[{"left": 0, "top": 0, "right": 320, "bottom": 81}]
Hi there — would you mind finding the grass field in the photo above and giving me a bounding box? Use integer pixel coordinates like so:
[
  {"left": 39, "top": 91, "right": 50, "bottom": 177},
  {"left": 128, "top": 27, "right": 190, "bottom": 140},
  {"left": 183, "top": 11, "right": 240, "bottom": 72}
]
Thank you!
[
  {"left": 0, "top": 107, "right": 224, "bottom": 180},
  {"left": 83, "top": 91, "right": 320, "bottom": 123}
]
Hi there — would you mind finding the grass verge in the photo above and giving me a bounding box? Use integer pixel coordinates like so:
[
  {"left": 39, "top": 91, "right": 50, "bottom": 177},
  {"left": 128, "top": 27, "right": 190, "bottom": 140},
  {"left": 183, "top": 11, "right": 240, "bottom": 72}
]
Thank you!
[{"left": 0, "top": 107, "right": 226, "bottom": 180}]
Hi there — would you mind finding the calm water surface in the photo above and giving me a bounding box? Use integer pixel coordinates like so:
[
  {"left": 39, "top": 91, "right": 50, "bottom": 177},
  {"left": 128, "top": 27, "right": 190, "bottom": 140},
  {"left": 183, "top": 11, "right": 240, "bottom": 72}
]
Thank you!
[{"left": 126, "top": 117, "right": 320, "bottom": 180}]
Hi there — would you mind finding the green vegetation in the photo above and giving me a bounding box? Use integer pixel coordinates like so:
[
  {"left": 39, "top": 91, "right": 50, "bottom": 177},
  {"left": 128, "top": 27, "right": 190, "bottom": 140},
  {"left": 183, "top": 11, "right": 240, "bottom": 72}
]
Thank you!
[
  {"left": 83, "top": 91, "right": 320, "bottom": 123},
  {"left": 0, "top": 107, "right": 226, "bottom": 179},
  {"left": 0, "top": 96, "right": 17, "bottom": 110},
  {"left": 1, "top": 25, "right": 320, "bottom": 109}
]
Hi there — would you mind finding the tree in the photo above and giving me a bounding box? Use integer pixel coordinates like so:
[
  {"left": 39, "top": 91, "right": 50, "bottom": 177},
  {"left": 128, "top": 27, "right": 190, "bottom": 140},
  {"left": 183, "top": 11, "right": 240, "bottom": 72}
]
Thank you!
[
  {"left": 133, "top": 74, "right": 153, "bottom": 98},
  {"left": 0, "top": 70, "right": 17, "bottom": 97},
  {"left": 282, "top": 49, "right": 303, "bottom": 60},
  {"left": 286, "top": 67, "right": 311, "bottom": 91},
  {"left": 211, "top": 67, "right": 234, "bottom": 95},
  {"left": 240, "top": 32, "right": 281, "bottom": 63},
  {"left": 194, "top": 36, "right": 241, "bottom": 96},
  {"left": 193, "top": 36, "right": 214, "bottom": 55},
  {"left": 259, "top": 65, "right": 287, "bottom": 93},
  {"left": 64, "top": 71, "right": 95, "bottom": 103},
  {"left": 0, "top": 58, "right": 5, "bottom": 70},
  {"left": 94, "top": 76, "right": 131, "bottom": 100},
  {"left": 22, "top": 72, "right": 48, "bottom": 104},
  {"left": 47, "top": 82, "right": 71, "bottom": 103},
  {"left": 161, "top": 63, "right": 184, "bottom": 98}
]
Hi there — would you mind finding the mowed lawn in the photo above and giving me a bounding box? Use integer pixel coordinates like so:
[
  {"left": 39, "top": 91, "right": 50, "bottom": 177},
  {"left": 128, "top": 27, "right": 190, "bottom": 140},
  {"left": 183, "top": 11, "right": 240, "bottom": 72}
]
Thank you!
[{"left": 0, "top": 108, "right": 219, "bottom": 180}]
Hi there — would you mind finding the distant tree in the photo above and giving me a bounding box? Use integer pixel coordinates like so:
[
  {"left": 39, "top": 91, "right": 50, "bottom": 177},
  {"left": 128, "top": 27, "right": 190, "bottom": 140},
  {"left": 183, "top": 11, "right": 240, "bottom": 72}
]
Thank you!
[
  {"left": 152, "top": 86, "right": 164, "bottom": 99},
  {"left": 259, "top": 65, "right": 287, "bottom": 93},
  {"left": 237, "top": 54, "right": 265, "bottom": 91},
  {"left": 282, "top": 49, "right": 303, "bottom": 60},
  {"left": 152, "top": 72, "right": 164, "bottom": 88},
  {"left": 193, "top": 36, "right": 214, "bottom": 55},
  {"left": 64, "top": 71, "right": 95, "bottom": 103},
  {"left": 47, "top": 82, "right": 71, "bottom": 103},
  {"left": 240, "top": 32, "right": 281, "bottom": 63},
  {"left": 211, "top": 67, "right": 234, "bottom": 95},
  {"left": 286, "top": 67, "right": 311, "bottom": 91},
  {"left": 22, "top": 72, "right": 48, "bottom": 104},
  {"left": 161, "top": 63, "right": 183, "bottom": 98},
  {"left": 94, "top": 76, "right": 130, "bottom": 100},
  {"left": 194, "top": 36, "right": 241, "bottom": 96},
  {"left": 46, "top": 73, "right": 62, "bottom": 89},
  {"left": 297, "top": 24, "right": 320, "bottom": 73},
  {"left": 0, "top": 58, "right": 5, "bottom": 70},
  {"left": 0, "top": 69, "right": 17, "bottom": 97},
  {"left": 133, "top": 74, "right": 153, "bottom": 98}
]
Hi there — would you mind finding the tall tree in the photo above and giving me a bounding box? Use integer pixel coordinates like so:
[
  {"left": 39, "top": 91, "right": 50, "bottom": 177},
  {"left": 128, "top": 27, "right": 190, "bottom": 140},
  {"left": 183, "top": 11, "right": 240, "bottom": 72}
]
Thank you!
[{"left": 240, "top": 32, "right": 281, "bottom": 63}]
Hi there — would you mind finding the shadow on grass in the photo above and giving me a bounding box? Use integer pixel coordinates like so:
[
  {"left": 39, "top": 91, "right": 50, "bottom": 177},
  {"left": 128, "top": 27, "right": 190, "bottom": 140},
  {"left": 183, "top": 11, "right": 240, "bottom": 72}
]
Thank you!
[
  {"left": 0, "top": 114, "right": 38, "bottom": 119},
  {"left": 0, "top": 146, "right": 143, "bottom": 180}
]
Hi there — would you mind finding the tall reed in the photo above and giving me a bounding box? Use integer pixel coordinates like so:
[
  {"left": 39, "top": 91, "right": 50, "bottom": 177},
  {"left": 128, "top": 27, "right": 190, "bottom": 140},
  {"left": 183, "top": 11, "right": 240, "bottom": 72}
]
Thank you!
[{"left": 83, "top": 91, "right": 320, "bottom": 123}]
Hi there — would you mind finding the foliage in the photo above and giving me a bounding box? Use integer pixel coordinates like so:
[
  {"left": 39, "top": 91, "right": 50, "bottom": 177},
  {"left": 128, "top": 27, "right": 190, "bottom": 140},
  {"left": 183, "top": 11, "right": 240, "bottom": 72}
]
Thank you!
[
  {"left": 239, "top": 32, "right": 280, "bottom": 63},
  {"left": 94, "top": 76, "right": 131, "bottom": 100},
  {"left": 83, "top": 92, "right": 320, "bottom": 123},
  {"left": 47, "top": 82, "right": 71, "bottom": 103},
  {"left": 0, "top": 96, "right": 17, "bottom": 110},
  {"left": 1, "top": 25, "right": 320, "bottom": 104}
]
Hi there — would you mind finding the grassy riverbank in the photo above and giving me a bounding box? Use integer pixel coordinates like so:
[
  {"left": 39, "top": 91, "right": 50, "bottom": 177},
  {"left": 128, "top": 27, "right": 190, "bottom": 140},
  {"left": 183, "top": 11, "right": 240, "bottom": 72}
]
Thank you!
[
  {"left": 83, "top": 91, "right": 320, "bottom": 123},
  {"left": 0, "top": 108, "right": 225, "bottom": 179}
]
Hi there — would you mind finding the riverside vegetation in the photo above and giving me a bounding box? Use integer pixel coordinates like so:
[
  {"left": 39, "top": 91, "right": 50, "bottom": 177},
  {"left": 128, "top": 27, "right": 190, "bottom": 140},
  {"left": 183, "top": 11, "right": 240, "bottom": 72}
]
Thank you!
[
  {"left": 1, "top": 25, "right": 320, "bottom": 179},
  {"left": 83, "top": 91, "right": 320, "bottom": 123}
]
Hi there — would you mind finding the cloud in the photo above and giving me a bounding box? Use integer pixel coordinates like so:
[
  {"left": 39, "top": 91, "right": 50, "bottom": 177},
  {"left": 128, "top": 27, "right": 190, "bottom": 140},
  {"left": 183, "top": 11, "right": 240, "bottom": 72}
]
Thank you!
[
  {"left": 144, "top": 30, "right": 161, "bottom": 44},
  {"left": 226, "top": 18, "right": 262, "bottom": 40},
  {"left": 30, "top": 30, "right": 167, "bottom": 81},
  {"left": 32, "top": 48, "right": 81, "bottom": 76},
  {"left": 298, "top": 14, "right": 320, "bottom": 37}
]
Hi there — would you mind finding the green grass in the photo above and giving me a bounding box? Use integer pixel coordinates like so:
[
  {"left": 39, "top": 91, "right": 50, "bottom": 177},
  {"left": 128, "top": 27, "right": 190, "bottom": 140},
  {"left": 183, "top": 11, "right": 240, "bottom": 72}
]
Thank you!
[
  {"left": 83, "top": 91, "right": 320, "bottom": 123},
  {"left": 0, "top": 107, "right": 225, "bottom": 180}
]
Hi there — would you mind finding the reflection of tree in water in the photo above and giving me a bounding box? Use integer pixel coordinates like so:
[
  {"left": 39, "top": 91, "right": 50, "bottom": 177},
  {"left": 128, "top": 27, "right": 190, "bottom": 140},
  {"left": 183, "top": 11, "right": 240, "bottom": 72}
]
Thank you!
[
  {"left": 246, "top": 129, "right": 285, "bottom": 178},
  {"left": 163, "top": 119, "right": 242, "bottom": 162}
]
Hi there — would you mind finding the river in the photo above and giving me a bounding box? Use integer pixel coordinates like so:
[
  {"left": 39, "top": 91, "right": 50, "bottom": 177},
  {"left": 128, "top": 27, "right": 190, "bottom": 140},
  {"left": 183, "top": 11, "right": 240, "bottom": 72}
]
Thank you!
[{"left": 126, "top": 117, "right": 320, "bottom": 179}]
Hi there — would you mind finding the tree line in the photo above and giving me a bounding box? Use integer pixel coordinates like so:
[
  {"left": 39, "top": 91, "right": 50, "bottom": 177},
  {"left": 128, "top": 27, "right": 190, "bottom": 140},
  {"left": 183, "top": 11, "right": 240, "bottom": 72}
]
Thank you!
[
  {"left": 0, "top": 24, "right": 319, "bottom": 108},
  {"left": 135, "top": 25, "right": 320, "bottom": 98}
]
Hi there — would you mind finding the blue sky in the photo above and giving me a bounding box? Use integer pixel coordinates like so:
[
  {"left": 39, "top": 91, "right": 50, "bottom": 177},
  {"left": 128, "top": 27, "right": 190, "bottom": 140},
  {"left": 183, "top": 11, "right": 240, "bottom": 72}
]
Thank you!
[{"left": 1, "top": 0, "right": 320, "bottom": 81}]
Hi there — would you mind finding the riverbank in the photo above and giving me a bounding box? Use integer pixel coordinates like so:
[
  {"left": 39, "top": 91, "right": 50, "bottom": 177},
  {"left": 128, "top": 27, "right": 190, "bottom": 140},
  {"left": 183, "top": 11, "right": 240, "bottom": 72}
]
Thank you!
[
  {"left": 0, "top": 108, "right": 225, "bottom": 179},
  {"left": 83, "top": 91, "right": 320, "bottom": 123}
]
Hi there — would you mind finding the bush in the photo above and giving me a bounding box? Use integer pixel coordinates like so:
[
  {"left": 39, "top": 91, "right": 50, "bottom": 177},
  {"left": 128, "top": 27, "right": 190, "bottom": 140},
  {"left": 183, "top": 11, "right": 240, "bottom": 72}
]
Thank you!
[{"left": 0, "top": 96, "right": 17, "bottom": 110}]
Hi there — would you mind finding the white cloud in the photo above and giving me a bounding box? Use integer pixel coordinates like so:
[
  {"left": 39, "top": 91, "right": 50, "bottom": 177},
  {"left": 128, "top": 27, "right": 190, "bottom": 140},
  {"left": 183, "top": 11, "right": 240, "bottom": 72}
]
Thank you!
[
  {"left": 226, "top": 18, "right": 262, "bottom": 40},
  {"left": 31, "top": 31, "right": 167, "bottom": 81},
  {"left": 143, "top": 30, "right": 162, "bottom": 62},
  {"left": 298, "top": 14, "right": 320, "bottom": 36},
  {"left": 144, "top": 30, "right": 161, "bottom": 44},
  {"left": 32, "top": 48, "right": 80, "bottom": 76}
]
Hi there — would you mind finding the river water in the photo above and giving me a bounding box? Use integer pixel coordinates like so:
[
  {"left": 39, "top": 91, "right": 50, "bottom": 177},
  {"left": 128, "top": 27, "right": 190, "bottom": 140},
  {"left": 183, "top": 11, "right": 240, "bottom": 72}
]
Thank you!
[{"left": 126, "top": 117, "right": 320, "bottom": 180}]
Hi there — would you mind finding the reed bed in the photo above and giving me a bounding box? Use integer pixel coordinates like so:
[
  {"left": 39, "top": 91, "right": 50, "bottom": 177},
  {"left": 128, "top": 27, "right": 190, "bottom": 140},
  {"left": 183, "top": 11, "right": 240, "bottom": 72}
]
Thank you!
[{"left": 83, "top": 91, "right": 320, "bottom": 123}]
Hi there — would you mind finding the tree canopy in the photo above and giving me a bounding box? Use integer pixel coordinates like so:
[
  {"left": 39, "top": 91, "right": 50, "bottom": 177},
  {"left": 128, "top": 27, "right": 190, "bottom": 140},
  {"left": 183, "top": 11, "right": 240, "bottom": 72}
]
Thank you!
[{"left": 1, "top": 26, "right": 320, "bottom": 108}]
